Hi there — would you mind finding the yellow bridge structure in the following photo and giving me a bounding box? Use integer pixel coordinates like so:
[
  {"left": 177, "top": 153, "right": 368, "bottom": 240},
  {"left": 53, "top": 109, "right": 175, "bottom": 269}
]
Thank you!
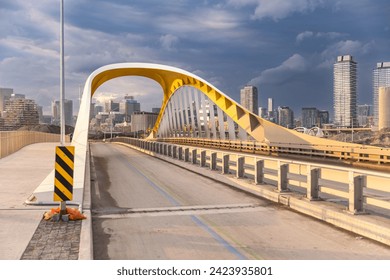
[
  {"left": 74, "top": 63, "right": 389, "bottom": 164},
  {"left": 30, "top": 62, "right": 390, "bottom": 209}
]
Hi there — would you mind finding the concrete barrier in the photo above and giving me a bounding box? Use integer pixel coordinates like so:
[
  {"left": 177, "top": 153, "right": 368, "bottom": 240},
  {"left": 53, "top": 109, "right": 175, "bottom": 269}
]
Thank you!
[{"left": 0, "top": 131, "right": 69, "bottom": 159}]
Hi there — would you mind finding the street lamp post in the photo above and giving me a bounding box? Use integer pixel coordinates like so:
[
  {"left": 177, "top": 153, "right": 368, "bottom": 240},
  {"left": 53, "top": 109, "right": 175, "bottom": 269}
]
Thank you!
[
  {"left": 60, "top": 0, "right": 65, "bottom": 146},
  {"left": 110, "top": 112, "right": 113, "bottom": 139},
  {"left": 59, "top": 0, "right": 66, "bottom": 216}
]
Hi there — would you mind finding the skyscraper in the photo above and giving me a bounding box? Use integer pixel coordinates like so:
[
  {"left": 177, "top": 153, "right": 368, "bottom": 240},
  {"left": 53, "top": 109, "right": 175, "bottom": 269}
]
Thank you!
[
  {"left": 302, "top": 107, "right": 318, "bottom": 128},
  {"left": 52, "top": 99, "right": 74, "bottom": 126},
  {"left": 373, "top": 62, "right": 390, "bottom": 127},
  {"left": 317, "top": 110, "right": 329, "bottom": 127},
  {"left": 0, "top": 88, "right": 13, "bottom": 116},
  {"left": 333, "top": 55, "right": 357, "bottom": 127},
  {"left": 240, "top": 85, "right": 258, "bottom": 115},
  {"left": 1, "top": 95, "right": 39, "bottom": 130},
  {"left": 278, "top": 106, "right": 294, "bottom": 128},
  {"left": 119, "top": 95, "right": 140, "bottom": 121},
  {"left": 267, "top": 98, "right": 273, "bottom": 112},
  {"left": 357, "top": 104, "right": 373, "bottom": 127}
]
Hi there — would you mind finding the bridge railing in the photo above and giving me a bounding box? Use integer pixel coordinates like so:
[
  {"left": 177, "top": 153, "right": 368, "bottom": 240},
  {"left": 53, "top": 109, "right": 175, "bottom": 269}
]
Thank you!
[
  {"left": 159, "top": 137, "right": 390, "bottom": 165},
  {"left": 0, "top": 131, "right": 66, "bottom": 159},
  {"left": 112, "top": 137, "right": 390, "bottom": 216}
]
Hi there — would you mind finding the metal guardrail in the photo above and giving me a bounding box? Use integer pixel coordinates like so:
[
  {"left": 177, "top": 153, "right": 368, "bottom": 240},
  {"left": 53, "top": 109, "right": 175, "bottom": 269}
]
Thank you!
[
  {"left": 0, "top": 131, "right": 67, "bottom": 159},
  {"left": 113, "top": 137, "right": 390, "bottom": 216}
]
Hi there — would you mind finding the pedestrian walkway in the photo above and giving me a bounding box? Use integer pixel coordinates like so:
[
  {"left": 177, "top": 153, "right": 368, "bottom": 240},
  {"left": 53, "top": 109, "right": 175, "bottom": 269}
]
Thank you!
[{"left": 0, "top": 143, "right": 90, "bottom": 260}]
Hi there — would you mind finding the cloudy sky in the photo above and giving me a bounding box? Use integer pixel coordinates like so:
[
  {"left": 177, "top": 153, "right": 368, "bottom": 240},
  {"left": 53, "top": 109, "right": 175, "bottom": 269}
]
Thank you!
[{"left": 0, "top": 0, "right": 389, "bottom": 117}]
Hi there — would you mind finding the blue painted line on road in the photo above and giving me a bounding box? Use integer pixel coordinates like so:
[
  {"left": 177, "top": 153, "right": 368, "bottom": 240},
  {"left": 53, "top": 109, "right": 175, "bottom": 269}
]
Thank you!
[
  {"left": 123, "top": 152, "right": 247, "bottom": 260},
  {"left": 190, "top": 215, "right": 247, "bottom": 260},
  {"left": 127, "top": 163, "right": 180, "bottom": 207}
]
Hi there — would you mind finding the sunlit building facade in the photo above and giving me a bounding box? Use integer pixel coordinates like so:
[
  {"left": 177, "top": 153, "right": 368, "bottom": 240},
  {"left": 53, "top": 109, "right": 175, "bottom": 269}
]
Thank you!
[
  {"left": 240, "top": 85, "right": 258, "bottom": 115},
  {"left": 373, "top": 62, "right": 390, "bottom": 127},
  {"left": 333, "top": 55, "right": 357, "bottom": 127}
]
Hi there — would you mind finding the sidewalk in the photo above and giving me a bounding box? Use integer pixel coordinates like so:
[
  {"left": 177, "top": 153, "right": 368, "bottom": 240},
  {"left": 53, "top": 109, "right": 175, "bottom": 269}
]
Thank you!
[{"left": 0, "top": 143, "right": 92, "bottom": 260}]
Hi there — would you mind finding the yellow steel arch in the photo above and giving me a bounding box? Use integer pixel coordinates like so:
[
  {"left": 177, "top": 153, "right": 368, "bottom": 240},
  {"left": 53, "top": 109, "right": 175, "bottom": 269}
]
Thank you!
[
  {"left": 83, "top": 62, "right": 366, "bottom": 150},
  {"left": 85, "top": 63, "right": 308, "bottom": 146},
  {"left": 66, "top": 62, "right": 390, "bottom": 207}
]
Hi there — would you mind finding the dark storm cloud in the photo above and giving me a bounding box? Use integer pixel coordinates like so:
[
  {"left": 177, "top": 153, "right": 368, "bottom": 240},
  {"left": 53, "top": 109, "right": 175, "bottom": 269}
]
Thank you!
[{"left": 0, "top": 0, "right": 389, "bottom": 115}]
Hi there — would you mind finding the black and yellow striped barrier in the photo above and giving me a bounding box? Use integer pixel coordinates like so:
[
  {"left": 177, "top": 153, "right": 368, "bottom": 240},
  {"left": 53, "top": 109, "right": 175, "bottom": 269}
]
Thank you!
[{"left": 54, "top": 146, "right": 74, "bottom": 202}]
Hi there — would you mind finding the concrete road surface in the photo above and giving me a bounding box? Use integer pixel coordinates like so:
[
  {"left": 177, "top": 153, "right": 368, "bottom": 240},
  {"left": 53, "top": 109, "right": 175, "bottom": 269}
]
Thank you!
[{"left": 90, "top": 142, "right": 390, "bottom": 260}]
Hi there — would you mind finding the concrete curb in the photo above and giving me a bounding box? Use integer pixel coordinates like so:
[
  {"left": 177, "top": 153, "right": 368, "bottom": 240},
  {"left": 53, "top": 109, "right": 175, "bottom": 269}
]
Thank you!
[
  {"left": 117, "top": 142, "right": 390, "bottom": 247},
  {"left": 78, "top": 144, "right": 93, "bottom": 260}
]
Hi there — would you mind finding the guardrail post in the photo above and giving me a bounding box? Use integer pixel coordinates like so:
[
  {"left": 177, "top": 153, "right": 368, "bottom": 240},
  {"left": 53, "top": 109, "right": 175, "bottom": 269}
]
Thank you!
[
  {"left": 348, "top": 171, "right": 365, "bottom": 214},
  {"left": 172, "top": 146, "right": 177, "bottom": 159},
  {"left": 200, "top": 150, "right": 206, "bottom": 167},
  {"left": 184, "top": 148, "right": 189, "bottom": 162},
  {"left": 222, "top": 154, "right": 230, "bottom": 174},
  {"left": 192, "top": 149, "right": 197, "bottom": 164},
  {"left": 255, "top": 159, "right": 264, "bottom": 184},
  {"left": 178, "top": 147, "right": 183, "bottom": 160},
  {"left": 210, "top": 152, "right": 217, "bottom": 170},
  {"left": 277, "top": 161, "right": 289, "bottom": 192},
  {"left": 237, "top": 156, "right": 244, "bottom": 178},
  {"left": 307, "top": 166, "right": 320, "bottom": 200}
]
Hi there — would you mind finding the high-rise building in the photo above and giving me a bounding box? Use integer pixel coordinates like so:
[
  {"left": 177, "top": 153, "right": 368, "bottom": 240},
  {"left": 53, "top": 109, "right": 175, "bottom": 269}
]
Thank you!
[
  {"left": 301, "top": 108, "right": 328, "bottom": 128},
  {"left": 333, "top": 55, "right": 357, "bottom": 127},
  {"left": 267, "top": 98, "right": 273, "bottom": 113},
  {"left": 302, "top": 107, "right": 318, "bottom": 128},
  {"left": 373, "top": 62, "right": 390, "bottom": 127},
  {"left": 0, "top": 95, "right": 39, "bottom": 130},
  {"left": 240, "top": 85, "right": 258, "bottom": 115},
  {"left": 317, "top": 110, "right": 329, "bottom": 127},
  {"left": 259, "top": 107, "right": 268, "bottom": 118},
  {"left": 278, "top": 106, "right": 294, "bottom": 128},
  {"left": 379, "top": 87, "right": 390, "bottom": 130},
  {"left": 119, "top": 95, "right": 140, "bottom": 121},
  {"left": 52, "top": 99, "right": 74, "bottom": 126},
  {"left": 94, "top": 105, "right": 104, "bottom": 116},
  {"left": 37, "top": 105, "right": 43, "bottom": 123},
  {"left": 90, "top": 103, "right": 96, "bottom": 121},
  {"left": 105, "top": 100, "right": 120, "bottom": 113},
  {"left": 357, "top": 104, "right": 373, "bottom": 127},
  {"left": 0, "top": 88, "right": 13, "bottom": 116}
]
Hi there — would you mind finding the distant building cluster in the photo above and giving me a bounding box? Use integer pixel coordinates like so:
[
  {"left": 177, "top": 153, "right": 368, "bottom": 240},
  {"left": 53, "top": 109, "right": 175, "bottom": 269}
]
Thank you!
[
  {"left": 89, "top": 95, "right": 160, "bottom": 137},
  {"left": 0, "top": 87, "right": 74, "bottom": 131},
  {"left": 240, "top": 56, "right": 390, "bottom": 131},
  {"left": 0, "top": 89, "right": 39, "bottom": 131}
]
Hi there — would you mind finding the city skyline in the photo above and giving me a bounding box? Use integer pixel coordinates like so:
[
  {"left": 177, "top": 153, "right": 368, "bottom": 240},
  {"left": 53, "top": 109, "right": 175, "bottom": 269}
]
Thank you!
[{"left": 0, "top": 1, "right": 389, "bottom": 116}]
